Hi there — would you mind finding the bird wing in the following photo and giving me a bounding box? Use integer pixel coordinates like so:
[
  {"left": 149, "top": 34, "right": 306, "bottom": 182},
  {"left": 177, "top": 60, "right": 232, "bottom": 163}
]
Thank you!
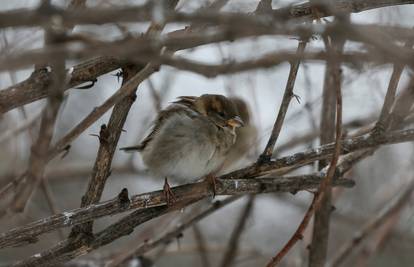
[
  {"left": 120, "top": 96, "right": 200, "bottom": 152},
  {"left": 173, "top": 96, "right": 197, "bottom": 108}
]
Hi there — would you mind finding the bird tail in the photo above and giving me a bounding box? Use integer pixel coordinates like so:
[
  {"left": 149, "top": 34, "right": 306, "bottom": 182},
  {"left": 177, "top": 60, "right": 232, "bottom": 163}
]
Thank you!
[{"left": 119, "top": 145, "right": 144, "bottom": 152}]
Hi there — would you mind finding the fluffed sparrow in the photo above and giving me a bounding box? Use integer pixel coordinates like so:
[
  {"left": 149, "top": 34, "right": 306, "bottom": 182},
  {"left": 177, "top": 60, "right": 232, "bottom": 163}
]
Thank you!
[{"left": 121, "top": 94, "right": 244, "bottom": 202}]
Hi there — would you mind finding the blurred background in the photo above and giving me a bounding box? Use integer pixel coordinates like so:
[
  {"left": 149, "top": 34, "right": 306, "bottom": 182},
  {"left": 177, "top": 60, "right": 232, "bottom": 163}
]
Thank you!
[{"left": 1, "top": 0, "right": 414, "bottom": 266}]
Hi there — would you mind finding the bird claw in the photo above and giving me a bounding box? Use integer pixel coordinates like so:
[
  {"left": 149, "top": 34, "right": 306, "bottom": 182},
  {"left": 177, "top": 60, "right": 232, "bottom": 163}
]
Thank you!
[
  {"left": 163, "top": 178, "right": 177, "bottom": 206},
  {"left": 206, "top": 175, "right": 220, "bottom": 198}
]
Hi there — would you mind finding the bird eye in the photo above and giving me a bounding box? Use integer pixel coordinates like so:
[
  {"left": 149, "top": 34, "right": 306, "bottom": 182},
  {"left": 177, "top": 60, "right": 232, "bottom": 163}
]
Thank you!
[{"left": 218, "top": 111, "right": 225, "bottom": 118}]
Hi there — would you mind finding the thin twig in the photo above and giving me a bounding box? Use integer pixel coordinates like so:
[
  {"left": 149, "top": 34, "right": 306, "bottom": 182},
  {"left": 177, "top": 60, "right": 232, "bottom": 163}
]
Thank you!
[
  {"left": 266, "top": 195, "right": 317, "bottom": 267},
  {"left": 374, "top": 40, "right": 413, "bottom": 132},
  {"left": 258, "top": 40, "right": 307, "bottom": 163}
]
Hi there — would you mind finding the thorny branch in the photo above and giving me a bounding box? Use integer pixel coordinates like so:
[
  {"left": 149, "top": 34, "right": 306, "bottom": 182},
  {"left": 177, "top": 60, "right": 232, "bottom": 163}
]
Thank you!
[{"left": 0, "top": 174, "right": 354, "bottom": 250}]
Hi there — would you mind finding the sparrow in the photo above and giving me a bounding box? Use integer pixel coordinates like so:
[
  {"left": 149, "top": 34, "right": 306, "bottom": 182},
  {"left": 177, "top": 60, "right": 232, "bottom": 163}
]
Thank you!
[
  {"left": 220, "top": 97, "right": 257, "bottom": 172},
  {"left": 121, "top": 94, "right": 244, "bottom": 203}
]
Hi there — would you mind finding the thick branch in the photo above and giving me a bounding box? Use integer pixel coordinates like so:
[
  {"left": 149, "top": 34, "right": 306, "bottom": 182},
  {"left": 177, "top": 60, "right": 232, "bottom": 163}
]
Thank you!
[
  {"left": 0, "top": 56, "right": 121, "bottom": 114},
  {"left": 0, "top": 175, "right": 354, "bottom": 250},
  {"left": 156, "top": 50, "right": 414, "bottom": 78},
  {"left": 69, "top": 63, "right": 144, "bottom": 237},
  {"left": 221, "top": 128, "right": 414, "bottom": 180}
]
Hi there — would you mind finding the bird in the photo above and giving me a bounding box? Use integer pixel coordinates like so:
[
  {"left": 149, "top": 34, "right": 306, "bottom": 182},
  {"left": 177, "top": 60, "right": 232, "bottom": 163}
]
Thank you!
[{"left": 120, "top": 94, "right": 244, "bottom": 204}]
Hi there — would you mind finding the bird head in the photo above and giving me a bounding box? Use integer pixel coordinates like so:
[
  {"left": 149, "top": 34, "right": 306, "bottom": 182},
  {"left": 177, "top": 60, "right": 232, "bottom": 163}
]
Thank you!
[{"left": 195, "top": 94, "right": 244, "bottom": 131}]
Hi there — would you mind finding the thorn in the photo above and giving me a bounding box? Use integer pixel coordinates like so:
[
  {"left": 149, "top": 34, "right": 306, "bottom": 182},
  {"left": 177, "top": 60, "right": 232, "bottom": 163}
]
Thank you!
[
  {"left": 89, "top": 124, "right": 109, "bottom": 144},
  {"left": 207, "top": 175, "right": 219, "bottom": 198},
  {"left": 98, "top": 124, "right": 110, "bottom": 144},
  {"left": 293, "top": 93, "right": 301, "bottom": 104},
  {"left": 60, "top": 145, "right": 71, "bottom": 159},
  {"left": 112, "top": 70, "right": 123, "bottom": 83},
  {"left": 74, "top": 79, "right": 97, "bottom": 89}
]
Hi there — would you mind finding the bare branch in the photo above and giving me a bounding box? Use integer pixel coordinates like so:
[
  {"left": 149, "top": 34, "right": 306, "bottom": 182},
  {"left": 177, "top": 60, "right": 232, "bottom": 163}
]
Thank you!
[
  {"left": 258, "top": 40, "right": 307, "bottom": 163},
  {"left": 0, "top": 175, "right": 354, "bottom": 250},
  {"left": 0, "top": 56, "right": 121, "bottom": 114}
]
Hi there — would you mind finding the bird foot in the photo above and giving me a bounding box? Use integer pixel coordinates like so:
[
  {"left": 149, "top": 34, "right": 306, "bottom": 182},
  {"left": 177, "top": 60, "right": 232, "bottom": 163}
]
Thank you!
[
  {"left": 206, "top": 175, "right": 220, "bottom": 198},
  {"left": 163, "top": 177, "right": 177, "bottom": 206}
]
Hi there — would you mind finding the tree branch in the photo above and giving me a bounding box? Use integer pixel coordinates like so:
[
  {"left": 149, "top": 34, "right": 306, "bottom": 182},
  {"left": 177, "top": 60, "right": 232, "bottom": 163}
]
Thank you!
[
  {"left": 258, "top": 40, "right": 307, "bottom": 163},
  {"left": 0, "top": 175, "right": 354, "bottom": 250}
]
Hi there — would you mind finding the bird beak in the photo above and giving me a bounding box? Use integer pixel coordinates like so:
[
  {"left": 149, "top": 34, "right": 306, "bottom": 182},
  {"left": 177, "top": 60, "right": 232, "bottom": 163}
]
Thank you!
[{"left": 226, "top": 116, "right": 244, "bottom": 128}]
